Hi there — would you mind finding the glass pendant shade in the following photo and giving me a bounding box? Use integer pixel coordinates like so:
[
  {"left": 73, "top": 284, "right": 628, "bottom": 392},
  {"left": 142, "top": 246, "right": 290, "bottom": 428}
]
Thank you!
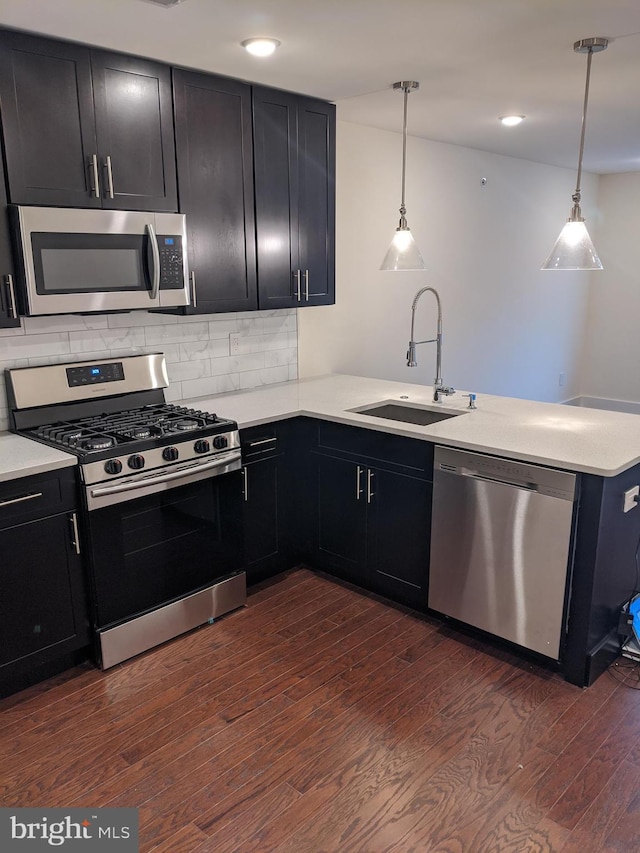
[
  {"left": 380, "top": 225, "right": 426, "bottom": 271},
  {"left": 541, "top": 218, "right": 602, "bottom": 270}
]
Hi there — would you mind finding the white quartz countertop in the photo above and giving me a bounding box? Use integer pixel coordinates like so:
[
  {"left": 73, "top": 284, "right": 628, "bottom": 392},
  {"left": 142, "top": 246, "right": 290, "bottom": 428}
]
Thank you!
[
  {"left": 183, "top": 373, "right": 640, "bottom": 477},
  {"left": 2, "top": 373, "right": 639, "bottom": 481},
  {"left": 0, "top": 433, "right": 76, "bottom": 483}
]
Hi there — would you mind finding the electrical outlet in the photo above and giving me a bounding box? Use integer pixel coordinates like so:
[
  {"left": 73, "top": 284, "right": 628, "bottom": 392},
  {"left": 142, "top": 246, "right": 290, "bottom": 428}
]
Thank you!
[
  {"left": 229, "top": 333, "right": 241, "bottom": 355},
  {"left": 623, "top": 486, "right": 639, "bottom": 513},
  {"left": 559, "top": 372, "right": 566, "bottom": 387}
]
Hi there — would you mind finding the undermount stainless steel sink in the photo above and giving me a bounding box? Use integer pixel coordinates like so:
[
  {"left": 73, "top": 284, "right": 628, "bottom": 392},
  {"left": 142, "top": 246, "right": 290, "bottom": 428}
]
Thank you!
[{"left": 349, "top": 400, "right": 466, "bottom": 426}]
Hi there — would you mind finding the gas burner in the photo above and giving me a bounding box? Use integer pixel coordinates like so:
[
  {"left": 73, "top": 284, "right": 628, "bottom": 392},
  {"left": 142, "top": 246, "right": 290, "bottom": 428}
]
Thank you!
[
  {"left": 130, "top": 427, "right": 152, "bottom": 439},
  {"left": 81, "top": 435, "right": 116, "bottom": 451},
  {"left": 174, "top": 418, "right": 200, "bottom": 431}
]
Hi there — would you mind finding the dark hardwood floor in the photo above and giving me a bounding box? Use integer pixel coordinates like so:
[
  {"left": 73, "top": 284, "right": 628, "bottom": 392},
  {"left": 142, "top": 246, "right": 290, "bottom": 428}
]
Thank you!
[{"left": 1, "top": 568, "right": 639, "bottom": 852}]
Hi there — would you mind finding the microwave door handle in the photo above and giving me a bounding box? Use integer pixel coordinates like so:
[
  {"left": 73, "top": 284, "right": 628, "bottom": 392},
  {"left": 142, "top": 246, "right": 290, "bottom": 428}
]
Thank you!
[{"left": 146, "top": 222, "right": 160, "bottom": 300}]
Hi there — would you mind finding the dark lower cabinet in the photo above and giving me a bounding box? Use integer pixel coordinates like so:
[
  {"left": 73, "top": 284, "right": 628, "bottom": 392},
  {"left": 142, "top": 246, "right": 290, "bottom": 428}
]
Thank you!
[
  {"left": 317, "top": 455, "right": 368, "bottom": 584},
  {"left": 241, "top": 425, "right": 282, "bottom": 582},
  {"left": 0, "top": 469, "right": 89, "bottom": 698},
  {"left": 172, "top": 69, "right": 257, "bottom": 313},
  {"left": 312, "top": 422, "right": 433, "bottom": 607},
  {"left": 368, "top": 467, "right": 432, "bottom": 601}
]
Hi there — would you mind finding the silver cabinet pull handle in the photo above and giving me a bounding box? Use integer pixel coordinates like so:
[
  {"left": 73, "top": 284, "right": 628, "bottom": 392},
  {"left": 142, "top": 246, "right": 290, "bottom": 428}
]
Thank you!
[
  {"left": 90, "top": 154, "right": 100, "bottom": 198},
  {"left": 190, "top": 270, "right": 197, "bottom": 308},
  {"left": 5, "top": 274, "right": 18, "bottom": 319},
  {"left": 247, "top": 437, "right": 276, "bottom": 448},
  {"left": 105, "top": 155, "right": 115, "bottom": 199},
  {"left": 69, "top": 511, "right": 81, "bottom": 555},
  {"left": 367, "top": 469, "right": 375, "bottom": 504},
  {"left": 0, "top": 491, "right": 43, "bottom": 508},
  {"left": 294, "top": 269, "right": 301, "bottom": 302},
  {"left": 146, "top": 222, "right": 160, "bottom": 300},
  {"left": 304, "top": 269, "right": 309, "bottom": 301},
  {"left": 356, "top": 465, "right": 364, "bottom": 500},
  {"left": 242, "top": 466, "right": 249, "bottom": 502}
]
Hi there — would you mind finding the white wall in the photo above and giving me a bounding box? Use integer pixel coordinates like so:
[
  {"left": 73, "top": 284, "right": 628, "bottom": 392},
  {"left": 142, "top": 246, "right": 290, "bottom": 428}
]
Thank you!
[
  {"left": 299, "top": 120, "right": 598, "bottom": 403},
  {"left": 579, "top": 172, "right": 640, "bottom": 404},
  {"left": 0, "top": 309, "right": 297, "bottom": 431}
]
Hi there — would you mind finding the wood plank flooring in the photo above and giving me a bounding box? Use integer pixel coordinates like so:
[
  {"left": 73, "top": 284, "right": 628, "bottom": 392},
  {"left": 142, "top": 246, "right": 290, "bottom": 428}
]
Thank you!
[{"left": 1, "top": 567, "right": 639, "bottom": 852}]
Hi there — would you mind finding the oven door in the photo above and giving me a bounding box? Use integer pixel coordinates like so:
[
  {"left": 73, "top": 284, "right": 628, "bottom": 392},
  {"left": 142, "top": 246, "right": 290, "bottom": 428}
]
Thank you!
[
  {"left": 13, "top": 206, "right": 189, "bottom": 314},
  {"left": 84, "top": 467, "right": 244, "bottom": 667}
]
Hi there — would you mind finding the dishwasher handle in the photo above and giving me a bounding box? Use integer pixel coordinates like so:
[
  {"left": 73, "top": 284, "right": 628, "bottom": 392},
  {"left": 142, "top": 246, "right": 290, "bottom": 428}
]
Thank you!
[{"left": 463, "top": 470, "right": 539, "bottom": 493}]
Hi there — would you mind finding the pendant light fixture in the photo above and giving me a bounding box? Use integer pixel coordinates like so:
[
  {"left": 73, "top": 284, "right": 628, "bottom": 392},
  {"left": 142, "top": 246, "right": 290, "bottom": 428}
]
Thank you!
[
  {"left": 380, "top": 81, "right": 426, "bottom": 271},
  {"left": 542, "top": 37, "right": 608, "bottom": 271}
]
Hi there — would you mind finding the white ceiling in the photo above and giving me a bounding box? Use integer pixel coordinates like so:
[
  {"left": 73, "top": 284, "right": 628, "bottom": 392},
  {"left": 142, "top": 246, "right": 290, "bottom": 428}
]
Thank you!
[{"left": 1, "top": 0, "right": 639, "bottom": 174}]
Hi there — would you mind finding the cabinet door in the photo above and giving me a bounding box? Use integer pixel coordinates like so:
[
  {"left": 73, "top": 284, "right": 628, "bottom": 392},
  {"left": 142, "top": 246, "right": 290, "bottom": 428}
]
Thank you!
[
  {"left": 92, "top": 51, "right": 177, "bottom": 212},
  {"left": 243, "top": 457, "right": 280, "bottom": 580},
  {"left": 174, "top": 69, "right": 257, "bottom": 313},
  {"left": 253, "top": 86, "right": 299, "bottom": 310},
  {"left": 0, "top": 513, "right": 87, "bottom": 669},
  {"left": 368, "top": 468, "right": 431, "bottom": 606},
  {"left": 316, "top": 454, "right": 367, "bottom": 582},
  {"left": 0, "top": 155, "right": 19, "bottom": 327},
  {"left": 297, "top": 97, "right": 336, "bottom": 306},
  {"left": 0, "top": 31, "right": 99, "bottom": 207}
]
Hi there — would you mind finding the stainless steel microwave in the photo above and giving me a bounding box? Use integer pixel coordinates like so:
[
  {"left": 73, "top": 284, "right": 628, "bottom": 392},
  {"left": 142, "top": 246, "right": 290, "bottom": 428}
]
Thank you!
[{"left": 11, "top": 206, "right": 191, "bottom": 315}]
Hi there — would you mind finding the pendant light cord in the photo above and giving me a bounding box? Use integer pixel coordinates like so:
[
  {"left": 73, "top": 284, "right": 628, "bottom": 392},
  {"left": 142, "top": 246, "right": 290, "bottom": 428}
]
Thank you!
[
  {"left": 573, "top": 47, "right": 594, "bottom": 209},
  {"left": 399, "top": 84, "right": 409, "bottom": 220}
]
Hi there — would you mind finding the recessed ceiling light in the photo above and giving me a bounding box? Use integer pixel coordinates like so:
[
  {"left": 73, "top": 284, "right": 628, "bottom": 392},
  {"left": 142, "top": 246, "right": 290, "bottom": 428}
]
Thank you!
[
  {"left": 241, "top": 38, "right": 281, "bottom": 57},
  {"left": 499, "top": 115, "right": 525, "bottom": 127},
  {"left": 140, "top": 0, "right": 186, "bottom": 7}
]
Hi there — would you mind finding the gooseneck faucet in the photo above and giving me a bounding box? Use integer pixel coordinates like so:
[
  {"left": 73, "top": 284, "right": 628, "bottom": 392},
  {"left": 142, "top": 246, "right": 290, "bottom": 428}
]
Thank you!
[{"left": 406, "top": 286, "right": 455, "bottom": 403}]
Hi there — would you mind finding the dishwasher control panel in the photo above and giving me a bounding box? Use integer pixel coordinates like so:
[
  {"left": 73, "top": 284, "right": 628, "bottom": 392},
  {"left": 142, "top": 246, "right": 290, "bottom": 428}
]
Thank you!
[{"left": 434, "top": 446, "right": 577, "bottom": 501}]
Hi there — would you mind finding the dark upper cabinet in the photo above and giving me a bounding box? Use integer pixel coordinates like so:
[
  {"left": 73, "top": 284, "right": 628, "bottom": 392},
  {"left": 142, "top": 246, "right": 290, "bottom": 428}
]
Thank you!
[
  {"left": 0, "top": 31, "right": 177, "bottom": 211},
  {"left": 173, "top": 69, "right": 257, "bottom": 313},
  {"left": 91, "top": 51, "right": 177, "bottom": 212},
  {"left": 0, "top": 156, "right": 19, "bottom": 328},
  {"left": 0, "top": 31, "right": 99, "bottom": 208},
  {"left": 253, "top": 87, "right": 335, "bottom": 309}
]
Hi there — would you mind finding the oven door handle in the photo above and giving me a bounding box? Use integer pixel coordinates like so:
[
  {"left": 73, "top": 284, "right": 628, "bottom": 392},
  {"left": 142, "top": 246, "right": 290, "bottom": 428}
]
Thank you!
[{"left": 89, "top": 451, "right": 241, "bottom": 499}]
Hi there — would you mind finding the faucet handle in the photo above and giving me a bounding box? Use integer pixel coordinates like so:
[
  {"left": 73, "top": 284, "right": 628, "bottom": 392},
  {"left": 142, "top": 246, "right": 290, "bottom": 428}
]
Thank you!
[{"left": 463, "top": 393, "right": 477, "bottom": 409}]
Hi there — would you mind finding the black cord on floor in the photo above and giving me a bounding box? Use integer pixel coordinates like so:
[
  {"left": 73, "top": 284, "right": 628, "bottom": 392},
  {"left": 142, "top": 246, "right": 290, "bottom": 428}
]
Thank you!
[{"left": 608, "top": 655, "right": 640, "bottom": 689}]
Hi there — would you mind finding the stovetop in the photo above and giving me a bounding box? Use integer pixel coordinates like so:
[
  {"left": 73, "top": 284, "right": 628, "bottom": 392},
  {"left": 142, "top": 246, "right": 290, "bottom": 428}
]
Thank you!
[{"left": 27, "top": 403, "right": 234, "bottom": 459}]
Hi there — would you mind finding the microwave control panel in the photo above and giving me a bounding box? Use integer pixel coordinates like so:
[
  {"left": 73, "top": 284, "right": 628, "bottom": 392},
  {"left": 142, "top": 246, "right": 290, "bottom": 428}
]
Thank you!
[{"left": 158, "top": 236, "right": 185, "bottom": 289}]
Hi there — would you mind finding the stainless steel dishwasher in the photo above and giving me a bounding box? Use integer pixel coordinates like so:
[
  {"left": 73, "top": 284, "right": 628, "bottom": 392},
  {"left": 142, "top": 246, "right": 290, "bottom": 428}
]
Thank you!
[{"left": 429, "top": 446, "right": 576, "bottom": 659}]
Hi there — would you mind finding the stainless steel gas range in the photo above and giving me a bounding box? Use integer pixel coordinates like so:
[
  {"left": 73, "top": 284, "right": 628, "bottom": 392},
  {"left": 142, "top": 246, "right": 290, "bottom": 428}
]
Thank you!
[{"left": 6, "top": 353, "right": 246, "bottom": 669}]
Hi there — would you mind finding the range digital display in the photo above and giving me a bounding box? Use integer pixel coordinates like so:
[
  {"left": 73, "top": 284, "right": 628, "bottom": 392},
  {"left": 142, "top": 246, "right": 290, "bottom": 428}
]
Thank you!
[{"left": 66, "top": 362, "right": 125, "bottom": 387}]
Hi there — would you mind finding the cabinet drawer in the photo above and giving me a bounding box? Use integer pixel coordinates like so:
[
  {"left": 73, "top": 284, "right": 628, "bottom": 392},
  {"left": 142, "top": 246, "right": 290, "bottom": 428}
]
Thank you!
[
  {"left": 241, "top": 424, "right": 279, "bottom": 461},
  {"left": 0, "top": 468, "right": 77, "bottom": 527},
  {"left": 316, "top": 420, "right": 433, "bottom": 479}
]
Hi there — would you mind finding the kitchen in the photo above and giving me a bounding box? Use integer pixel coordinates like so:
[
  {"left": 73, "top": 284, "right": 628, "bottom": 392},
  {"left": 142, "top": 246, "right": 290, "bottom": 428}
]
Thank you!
[{"left": 1, "top": 1, "right": 640, "bottom": 851}]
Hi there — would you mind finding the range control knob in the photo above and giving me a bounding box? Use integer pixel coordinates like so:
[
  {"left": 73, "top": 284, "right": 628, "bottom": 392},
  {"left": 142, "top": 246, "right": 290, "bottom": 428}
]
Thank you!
[
  {"left": 212, "top": 435, "right": 228, "bottom": 450},
  {"left": 128, "top": 454, "right": 145, "bottom": 470},
  {"left": 162, "top": 446, "right": 179, "bottom": 462},
  {"left": 194, "top": 439, "right": 210, "bottom": 454},
  {"left": 104, "top": 459, "right": 123, "bottom": 475}
]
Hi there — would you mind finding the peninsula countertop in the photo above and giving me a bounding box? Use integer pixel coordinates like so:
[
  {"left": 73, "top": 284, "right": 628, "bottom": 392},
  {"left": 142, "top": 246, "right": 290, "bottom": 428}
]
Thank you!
[
  {"left": 2, "top": 373, "right": 640, "bottom": 480},
  {"left": 182, "top": 373, "right": 640, "bottom": 477}
]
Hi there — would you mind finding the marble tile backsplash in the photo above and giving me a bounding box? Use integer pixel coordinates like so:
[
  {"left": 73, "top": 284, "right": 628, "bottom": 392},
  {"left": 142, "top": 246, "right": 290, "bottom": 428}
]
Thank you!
[{"left": 0, "top": 309, "right": 298, "bottom": 431}]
